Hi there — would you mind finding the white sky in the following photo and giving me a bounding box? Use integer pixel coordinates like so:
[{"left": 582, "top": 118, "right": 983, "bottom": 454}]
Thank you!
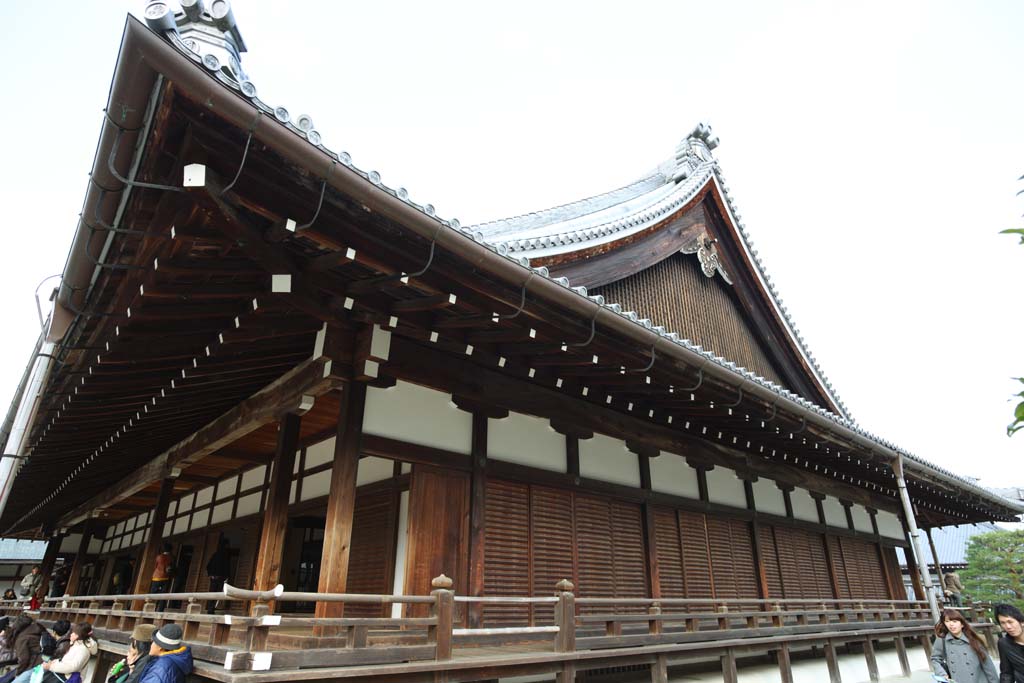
[{"left": 0, "top": 1, "right": 1021, "bottom": 489}]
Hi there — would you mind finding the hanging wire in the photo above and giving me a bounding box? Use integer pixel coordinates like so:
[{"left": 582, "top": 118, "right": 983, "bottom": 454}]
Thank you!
[
  {"left": 723, "top": 384, "right": 744, "bottom": 408},
  {"left": 295, "top": 161, "right": 336, "bottom": 231},
  {"left": 764, "top": 402, "right": 778, "bottom": 423},
  {"left": 221, "top": 110, "right": 263, "bottom": 196},
  {"left": 106, "top": 126, "right": 183, "bottom": 193},
  {"left": 495, "top": 271, "right": 535, "bottom": 321},
  {"left": 679, "top": 368, "right": 704, "bottom": 392},
  {"left": 626, "top": 342, "right": 657, "bottom": 373},
  {"left": 565, "top": 307, "right": 601, "bottom": 348}
]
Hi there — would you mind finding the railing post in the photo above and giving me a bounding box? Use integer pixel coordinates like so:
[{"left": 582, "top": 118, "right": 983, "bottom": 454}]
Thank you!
[
  {"left": 721, "top": 647, "right": 738, "bottom": 683},
  {"left": 854, "top": 601, "right": 865, "bottom": 623},
  {"left": 430, "top": 574, "right": 454, "bottom": 662},
  {"left": 771, "top": 602, "right": 783, "bottom": 628},
  {"left": 141, "top": 599, "right": 156, "bottom": 625},
  {"left": 818, "top": 602, "right": 828, "bottom": 626},
  {"left": 554, "top": 579, "right": 576, "bottom": 683},
  {"left": 111, "top": 600, "right": 124, "bottom": 632},
  {"left": 716, "top": 604, "right": 730, "bottom": 631},
  {"left": 183, "top": 599, "right": 202, "bottom": 642},
  {"left": 246, "top": 602, "right": 272, "bottom": 654},
  {"left": 649, "top": 601, "right": 667, "bottom": 683},
  {"left": 778, "top": 642, "right": 793, "bottom": 683}
]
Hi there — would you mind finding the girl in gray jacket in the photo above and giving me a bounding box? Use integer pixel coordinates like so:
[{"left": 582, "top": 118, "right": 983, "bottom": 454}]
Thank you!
[{"left": 930, "top": 609, "right": 998, "bottom": 683}]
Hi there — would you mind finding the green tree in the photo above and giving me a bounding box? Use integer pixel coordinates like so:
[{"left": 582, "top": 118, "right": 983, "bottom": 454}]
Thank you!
[{"left": 960, "top": 529, "right": 1024, "bottom": 612}]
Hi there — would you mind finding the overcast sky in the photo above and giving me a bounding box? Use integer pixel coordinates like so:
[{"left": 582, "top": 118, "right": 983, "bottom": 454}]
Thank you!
[{"left": 0, "top": 1, "right": 1021, "bottom": 489}]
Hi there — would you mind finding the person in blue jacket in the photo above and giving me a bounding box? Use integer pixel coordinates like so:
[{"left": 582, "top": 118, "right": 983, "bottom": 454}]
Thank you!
[{"left": 138, "top": 625, "right": 192, "bottom": 683}]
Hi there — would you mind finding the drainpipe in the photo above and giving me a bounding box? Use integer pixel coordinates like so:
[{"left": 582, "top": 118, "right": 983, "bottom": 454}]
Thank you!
[{"left": 892, "top": 454, "right": 939, "bottom": 620}]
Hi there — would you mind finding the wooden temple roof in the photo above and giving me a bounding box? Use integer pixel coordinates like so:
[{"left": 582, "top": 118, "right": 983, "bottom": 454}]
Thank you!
[{"left": 0, "top": 14, "right": 1020, "bottom": 537}]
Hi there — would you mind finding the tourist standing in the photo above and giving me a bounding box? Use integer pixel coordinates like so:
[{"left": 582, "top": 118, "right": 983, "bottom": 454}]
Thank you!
[
  {"left": 930, "top": 608, "right": 997, "bottom": 683},
  {"left": 995, "top": 603, "right": 1024, "bottom": 683}
]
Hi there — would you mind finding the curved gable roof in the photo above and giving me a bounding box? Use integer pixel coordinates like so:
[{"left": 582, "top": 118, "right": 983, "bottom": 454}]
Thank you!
[{"left": 471, "top": 125, "right": 853, "bottom": 421}]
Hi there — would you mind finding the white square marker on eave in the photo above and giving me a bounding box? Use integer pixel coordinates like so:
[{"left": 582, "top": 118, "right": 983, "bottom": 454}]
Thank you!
[
  {"left": 271, "top": 274, "right": 292, "bottom": 293},
  {"left": 182, "top": 163, "right": 206, "bottom": 187}
]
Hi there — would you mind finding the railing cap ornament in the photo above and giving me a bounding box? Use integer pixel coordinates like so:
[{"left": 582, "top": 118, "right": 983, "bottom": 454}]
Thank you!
[
  {"left": 556, "top": 579, "right": 575, "bottom": 592},
  {"left": 431, "top": 574, "right": 453, "bottom": 590}
]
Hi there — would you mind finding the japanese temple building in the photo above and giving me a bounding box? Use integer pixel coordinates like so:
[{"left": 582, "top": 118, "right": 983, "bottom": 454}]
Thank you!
[{"left": 0, "top": 4, "right": 1020, "bottom": 683}]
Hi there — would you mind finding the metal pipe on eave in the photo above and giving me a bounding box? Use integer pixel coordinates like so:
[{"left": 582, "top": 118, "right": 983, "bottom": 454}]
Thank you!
[
  {"left": 92, "top": 18, "right": 1021, "bottom": 524},
  {"left": 893, "top": 455, "right": 939, "bottom": 621}
]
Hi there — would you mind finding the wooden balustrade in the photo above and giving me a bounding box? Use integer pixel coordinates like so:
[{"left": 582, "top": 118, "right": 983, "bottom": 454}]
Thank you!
[{"left": 0, "top": 590, "right": 997, "bottom": 683}]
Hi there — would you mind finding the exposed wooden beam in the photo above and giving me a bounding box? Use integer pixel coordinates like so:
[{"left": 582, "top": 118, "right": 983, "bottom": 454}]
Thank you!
[{"left": 56, "top": 354, "right": 346, "bottom": 528}]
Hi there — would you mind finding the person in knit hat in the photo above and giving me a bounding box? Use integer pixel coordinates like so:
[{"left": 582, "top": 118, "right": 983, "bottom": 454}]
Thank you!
[
  {"left": 137, "top": 625, "right": 191, "bottom": 683},
  {"left": 107, "top": 624, "right": 155, "bottom": 683}
]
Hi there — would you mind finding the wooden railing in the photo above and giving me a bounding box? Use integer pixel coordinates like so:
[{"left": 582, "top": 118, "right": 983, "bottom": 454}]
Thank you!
[{"left": 0, "top": 579, "right": 1000, "bottom": 683}]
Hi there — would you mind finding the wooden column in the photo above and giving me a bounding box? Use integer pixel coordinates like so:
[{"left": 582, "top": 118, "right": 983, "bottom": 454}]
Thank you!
[
  {"left": 37, "top": 531, "right": 65, "bottom": 598},
  {"left": 467, "top": 412, "right": 488, "bottom": 628},
  {"left": 131, "top": 476, "right": 176, "bottom": 609},
  {"left": 638, "top": 454, "right": 661, "bottom": 600},
  {"left": 314, "top": 383, "right": 366, "bottom": 627},
  {"left": 925, "top": 527, "right": 945, "bottom": 598},
  {"left": 64, "top": 519, "right": 95, "bottom": 596},
  {"left": 901, "top": 521, "right": 925, "bottom": 602},
  {"left": 744, "top": 477, "right": 770, "bottom": 600},
  {"left": 251, "top": 412, "right": 302, "bottom": 606},
  {"left": 565, "top": 435, "right": 580, "bottom": 480}
]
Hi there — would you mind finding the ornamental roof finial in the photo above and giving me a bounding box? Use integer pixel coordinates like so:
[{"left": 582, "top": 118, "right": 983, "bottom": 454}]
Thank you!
[
  {"left": 671, "top": 122, "right": 719, "bottom": 183},
  {"left": 144, "top": 0, "right": 248, "bottom": 82}
]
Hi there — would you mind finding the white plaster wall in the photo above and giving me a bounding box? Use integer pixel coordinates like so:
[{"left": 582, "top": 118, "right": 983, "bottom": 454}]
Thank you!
[
  {"left": 87, "top": 539, "right": 102, "bottom": 554},
  {"left": 133, "top": 530, "right": 145, "bottom": 547},
  {"left": 191, "top": 508, "right": 210, "bottom": 532},
  {"left": 851, "top": 505, "right": 874, "bottom": 533},
  {"left": 236, "top": 492, "right": 261, "bottom": 518},
  {"left": 241, "top": 466, "right": 266, "bottom": 491},
  {"left": 305, "top": 439, "right": 335, "bottom": 470},
  {"left": 649, "top": 454, "right": 699, "bottom": 499},
  {"left": 791, "top": 488, "right": 819, "bottom": 523},
  {"left": 289, "top": 480, "right": 297, "bottom": 505},
  {"left": 822, "top": 496, "right": 847, "bottom": 529},
  {"left": 357, "top": 456, "right": 394, "bottom": 485},
  {"left": 706, "top": 468, "right": 747, "bottom": 508},
  {"left": 876, "top": 510, "right": 905, "bottom": 539},
  {"left": 216, "top": 475, "right": 238, "bottom": 500},
  {"left": 301, "top": 470, "right": 332, "bottom": 501},
  {"left": 172, "top": 517, "right": 188, "bottom": 536},
  {"left": 752, "top": 478, "right": 787, "bottom": 516},
  {"left": 579, "top": 434, "right": 640, "bottom": 488},
  {"left": 177, "top": 493, "right": 194, "bottom": 514},
  {"left": 391, "top": 490, "right": 410, "bottom": 618},
  {"left": 363, "top": 381, "right": 472, "bottom": 454},
  {"left": 163, "top": 521, "right": 173, "bottom": 537},
  {"left": 488, "top": 412, "right": 566, "bottom": 473},
  {"left": 195, "top": 486, "right": 213, "bottom": 508},
  {"left": 211, "top": 501, "right": 232, "bottom": 525}
]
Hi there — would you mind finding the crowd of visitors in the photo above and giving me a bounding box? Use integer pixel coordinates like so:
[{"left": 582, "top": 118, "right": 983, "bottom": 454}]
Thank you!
[{"left": 0, "top": 613, "right": 192, "bottom": 683}]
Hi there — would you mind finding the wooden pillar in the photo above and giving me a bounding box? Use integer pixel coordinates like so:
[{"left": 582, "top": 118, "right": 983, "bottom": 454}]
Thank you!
[
  {"left": 251, "top": 412, "right": 302, "bottom": 607},
  {"left": 131, "top": 476, "right": 176, "bottom": 609},
  {"left": 902, "top": 524, "right": 925, "bottom": 603},
  {"left": 744, "top": 477, "right": 770, "bottom": 600},
  {"left": 565, "top": 435, "right": 580, "bottom": 480},
  {"left": 638, "top": 454, "right": 661, "bottom": 600},
  {"left": 894, "top": 635, "right": 911, "bottom": 677},
  {"left": 824, "top": 639, "right": 842, "bottom": 683},
  {"left": 925, "top": 528, "right": 945, "bottom": 600},
  {"left": 777, "top": 642, "right": 793, "bottom": 683},
  {"left": 863, "top": 637, "right": 879, "bottom": 682},
  {"left": 467, "top": 412, "right": 487, "bottom": 628},
  {"left": 314, "top": 383, "right": 366, "bottom": 627},
  {"left": 37, "top": 532, "right": 65, "bottom": 598},
  {"left": 64, "top": 519, "right": 95, "bottom": 596}
]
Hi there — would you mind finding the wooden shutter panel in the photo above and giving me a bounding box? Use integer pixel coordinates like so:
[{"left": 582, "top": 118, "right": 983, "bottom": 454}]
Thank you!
[
  {"left": 530, "top": 486, "right": 575, "bottom": 624},
  {"left": 774, "top": 527, "right": 802, "bottom": 598},
  {"left": 610, "top": 500, "right": 648, "bottom": 609},
  {"left": 840, "top": 537, "right": 866, "bottom": 598},
  {"left": 728, "top": 520, "right": 759, "bottom": 599},
  {"left": 707, "top": 517, "right": 737, "bottom": 599},
  {"left": 805, "top": 532, "right": 834, "bottom": 599},
  {"left": 758, "top": 526, "right": 784, "bottom": 598},
  {"left": 653, "top": 507, "right": 684, "bottom": 598},
  {"left": 827, "top": 536, "right": 852, "bottom": 599},
  {"left": 233, "top": 523, "right": 262, "bottom": 592},
  {"left": 884, "top": 547, "right": 906, "bottom": 599},
  {"left": 679, "top": 511, "right": 713, "bottom": 598},
  {"left": 575, "top": 494, "right": 616, "bottom": 605},
  {"left": 345, "top": 489, "right": 399, "bottom": 617},
  {"left": 482, "top": 479, "right": 530, "bottom": 626}
]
